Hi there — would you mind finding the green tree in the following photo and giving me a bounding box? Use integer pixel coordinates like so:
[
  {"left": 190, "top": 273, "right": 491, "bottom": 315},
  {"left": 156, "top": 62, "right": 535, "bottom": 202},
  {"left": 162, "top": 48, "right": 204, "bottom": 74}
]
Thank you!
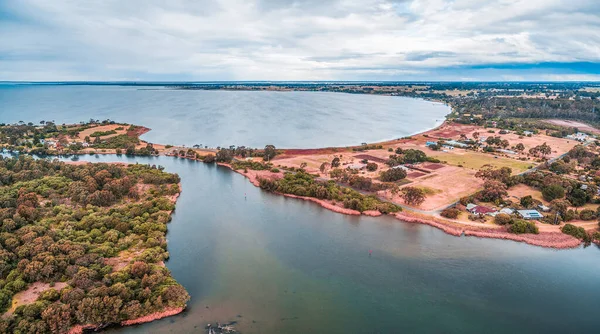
[
  {"left": 520, "top": 195, "right": 534, "bottom": 208},
  {"left": 402, "top": 187, "right": 425, "bottom": 206},
  {"left": 264, "top": 145, "right": 277, "bottom": 161},
  {"left": 380, "top": 168, "right": 407, "bottom": 182},
  {"left": 542, "top": 184, "right": 565, "bottom": 202}
]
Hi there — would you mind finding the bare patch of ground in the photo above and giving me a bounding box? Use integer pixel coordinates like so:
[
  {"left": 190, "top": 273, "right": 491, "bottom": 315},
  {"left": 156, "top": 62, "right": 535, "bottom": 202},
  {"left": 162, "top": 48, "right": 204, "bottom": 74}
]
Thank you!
[
  {"left": 5, "top": 282, "right": 69, "bottom": 316},
  {"left": 75, "top": 124, "right": 128, "bottom": 142},
  {"left": 507, "top": 184, "right": 548, "bottom": 204},
  {"left": 544, "top": 119, "right": 600, "bottom": 135},
  {"left": 381, "top": 165, "right": 483, "bottom": 211}
]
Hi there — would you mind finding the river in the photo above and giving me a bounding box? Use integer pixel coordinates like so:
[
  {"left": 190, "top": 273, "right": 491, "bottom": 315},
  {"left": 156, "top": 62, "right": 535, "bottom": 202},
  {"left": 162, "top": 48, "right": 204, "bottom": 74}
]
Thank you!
[
  {"left": 57, "top": 154, "right": 600, "bottom": 334},
  {"left": 0, "top": 84, "right": 449, "bottom": 148}
]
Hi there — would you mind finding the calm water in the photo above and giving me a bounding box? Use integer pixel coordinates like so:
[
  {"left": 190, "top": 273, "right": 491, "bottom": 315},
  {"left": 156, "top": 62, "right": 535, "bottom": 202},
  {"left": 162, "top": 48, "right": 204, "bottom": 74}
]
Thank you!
[
  {"left": 56, "top": 154, "right": 599, "bottom": 334},
  {"left": 0, "top": 84, "right": 449, "bottom": 148}
]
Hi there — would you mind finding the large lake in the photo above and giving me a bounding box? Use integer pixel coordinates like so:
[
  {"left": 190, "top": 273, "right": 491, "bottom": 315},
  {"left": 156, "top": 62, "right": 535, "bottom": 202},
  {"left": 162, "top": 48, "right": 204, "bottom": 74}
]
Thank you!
[
  {"left": 0, "top": 84, "right": 449, "bottom": 148},
  {"left": 56, "top": 154, "right": 598, "bottom": 334}
]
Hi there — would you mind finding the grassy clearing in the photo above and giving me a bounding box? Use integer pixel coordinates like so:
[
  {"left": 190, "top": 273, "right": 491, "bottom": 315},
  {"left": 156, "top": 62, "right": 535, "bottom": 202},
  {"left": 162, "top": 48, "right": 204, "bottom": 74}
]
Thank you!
[{"left": 431, "top": 151, "right": 533, "bottom": 173}]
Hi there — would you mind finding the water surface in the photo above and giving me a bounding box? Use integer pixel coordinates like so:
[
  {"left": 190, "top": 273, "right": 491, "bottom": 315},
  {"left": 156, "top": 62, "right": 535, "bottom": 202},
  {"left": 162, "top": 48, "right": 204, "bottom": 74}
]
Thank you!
[
  {"left": 0, "top": 85, "right": 449, "bottom": 148},
  {"left": 62, "top": 154, "right": 600, "bottom": 334}
]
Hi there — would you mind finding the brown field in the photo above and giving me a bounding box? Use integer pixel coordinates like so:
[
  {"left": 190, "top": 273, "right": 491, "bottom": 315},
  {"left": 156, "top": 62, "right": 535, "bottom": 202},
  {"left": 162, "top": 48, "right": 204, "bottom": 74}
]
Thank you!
[
  {"left": 544, "top": 119, "right": 600, "bottom": 135},
  {"left": 407, "top": 172, "right": 426, "bottom": 178},
  {"left": 75, "top": 124, "right": 128, "bottom": 142},
  {"left": 381, "top": 165, "right": 483, "bottom": 211},
  {"left": 422, "top": 163, "right": 445, "bottom": 170},
  {"left": 427, "top": 123, "right": 479, "bottom": 139},
  {"left": 353, "top": 154, "right": 387, "bottom": 163},
  {"left": 507, "top": 184, "right": 548, "bottom": 204},
  {"left": 458, "top": 127, "right": 577, "bottom": 159}
]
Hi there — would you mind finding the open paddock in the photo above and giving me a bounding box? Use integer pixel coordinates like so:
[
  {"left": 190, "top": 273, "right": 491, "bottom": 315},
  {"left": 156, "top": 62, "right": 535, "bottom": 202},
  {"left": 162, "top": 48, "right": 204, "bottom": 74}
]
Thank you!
[
  {"left": 427, "top": 123, "right": 480, "bottom": 139},
  {"left": 407, "top": 172, "right": 426, "bottom": 178},
  {"left": 507, "top": 184, "right": 548, "bottom": 204},
  {"left": 544, "top": 119, "right": 600, "bottom": 135},
  {"left": 380, "top": 165, "right": 483, "bottom": 211},
  {"left": 422, "top": 163, "right": 445, "bottom": 170},
  {"left": 428, "top": 149, "right": 533, "bottom": 173},
  {"left": 460, "top": 127, "right": 579, "bottom": 159},
  {"left": 74, "top": 124, "right": 128, "bottom": 142}
]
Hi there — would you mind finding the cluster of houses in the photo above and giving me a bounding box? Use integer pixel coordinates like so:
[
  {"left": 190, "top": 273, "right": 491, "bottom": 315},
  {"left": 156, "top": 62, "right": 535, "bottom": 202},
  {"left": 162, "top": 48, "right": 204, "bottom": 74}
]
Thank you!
[
  {"left": 565, "top": 132, "right": 593, "bottom": 142},
  {"left": 466, "top": 203, "right": 547, "bottom": 220},
  {"left": 426, "top": 139, "right": 469, "bottom": 151}
]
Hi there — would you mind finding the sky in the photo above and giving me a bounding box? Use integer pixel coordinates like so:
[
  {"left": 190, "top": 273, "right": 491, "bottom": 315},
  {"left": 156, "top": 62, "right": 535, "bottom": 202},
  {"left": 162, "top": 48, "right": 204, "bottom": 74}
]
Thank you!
[{"left": 1, "top": 0, "right": 600, "bottom": 82}]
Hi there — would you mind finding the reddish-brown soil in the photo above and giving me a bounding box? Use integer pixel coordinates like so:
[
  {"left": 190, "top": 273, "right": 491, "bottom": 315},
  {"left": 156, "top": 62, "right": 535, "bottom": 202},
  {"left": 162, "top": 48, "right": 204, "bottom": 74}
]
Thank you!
[
  {"left": 128, "top": 126, "right": 151, "bottom": 138},
  {"left": 353, "top": 154, "right": 387, "bottom": 163},
  {"left": 422, "top": 163, "right": 445, "bottom": 170},
  {"left": 427, "top": 124, "right": 479, "bottom": 138}
]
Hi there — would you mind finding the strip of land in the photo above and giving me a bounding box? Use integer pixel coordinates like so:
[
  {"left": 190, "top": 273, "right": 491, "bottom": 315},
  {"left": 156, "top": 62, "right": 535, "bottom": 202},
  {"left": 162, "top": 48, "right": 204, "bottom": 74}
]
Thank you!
[{"left": 1, "top": 118, "right": 599, "bottom": 250}]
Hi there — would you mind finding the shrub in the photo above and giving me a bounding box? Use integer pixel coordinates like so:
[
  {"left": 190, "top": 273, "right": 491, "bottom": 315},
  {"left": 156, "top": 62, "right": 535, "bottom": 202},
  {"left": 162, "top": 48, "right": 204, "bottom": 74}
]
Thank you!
[
  {"left": 440, "top": 207, "right": 460, "bottom": 219},
  {"left": 508, "top": 219, "right": 539, "bottom": 234},
  {"left": 542, "top": 184, "right": 565, "bottom": 202},
  {"left": 520, "top": 195, "right": 534, "bottom": 208},
  {"left": 366, "top": 163, "right": 378, "bottom": 172},
  {"left": 380, "top": 168, "right": 407, "bottom": 182},
  {"left": 202, "top": 155, "right": 216, "bottom": 163},
  {"left": 561, "top": 223, "right": 590, "bottom": 242},
  {"left": 579, "top": 209, "right": 596, "bottom": 221},
  {"left": 494, "top": 213, "right": 513, "bottom": 225},
  {"left": 270, "top": 168, "right": 280, "bottom": 173},
  {"left": 401, "top": 187, "right": 425, "bottom": 206}
]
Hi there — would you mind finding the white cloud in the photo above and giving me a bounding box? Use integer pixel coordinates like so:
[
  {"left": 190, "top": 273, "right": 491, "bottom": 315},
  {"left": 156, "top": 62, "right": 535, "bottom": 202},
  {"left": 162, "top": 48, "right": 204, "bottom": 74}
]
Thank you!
[{"left": 0, "top": 0, "right": 599, "bottom": 80}]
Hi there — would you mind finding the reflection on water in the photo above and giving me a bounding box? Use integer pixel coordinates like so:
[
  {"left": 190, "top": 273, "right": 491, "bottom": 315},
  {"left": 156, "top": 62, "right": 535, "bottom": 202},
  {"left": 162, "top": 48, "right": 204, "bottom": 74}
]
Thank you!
[{"left": 53, "top": 154, "right": 600, "bottom": 334}]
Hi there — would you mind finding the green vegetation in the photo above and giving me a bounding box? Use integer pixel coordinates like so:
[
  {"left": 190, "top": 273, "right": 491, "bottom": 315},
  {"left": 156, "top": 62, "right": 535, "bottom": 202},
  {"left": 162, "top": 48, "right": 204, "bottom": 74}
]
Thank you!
[
  {"left": 401, "top": 187, "right": 426, "bottom": 206},
  {"left": 494, "top": 213, "right": 513, "bottom": 225},
  {"left": 352, "top": 144, "right": 383, "bottom": 152},
  {"left": 379, "top": 168, "right": 407, "bottom": 182},
  {"left": 561, "top": 224, "right": 591, "bottom": 242},
  {"left": 386, "top": 149, "right": 439, "bottom": 167},
  {"left": 231, "top": 160, "right": 270, "bottom": 171},
  {"left": 440, "top": 207, "right": 460, "bottom": 219},
  {"left": 89, "top": 130, "right": 117, "bottom": 137},
  {"left": 258, "top": 171, "right": 400, "bottom": 214},
  {"left": 508, "top": 219, "right": 539, "bottom": 234},
  {"left": 366, "top": 163, "right": 378, "bottom": 172},
  {"left": 0, "top": 156, "right": 188, "bottom": 332}
]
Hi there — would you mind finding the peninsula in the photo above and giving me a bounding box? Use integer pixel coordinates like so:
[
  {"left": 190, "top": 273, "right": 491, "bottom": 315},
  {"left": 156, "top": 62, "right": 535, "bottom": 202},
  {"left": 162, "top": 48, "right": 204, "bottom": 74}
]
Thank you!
[{"left": 2, "top": 112, "right": 599, "bottom": 251}]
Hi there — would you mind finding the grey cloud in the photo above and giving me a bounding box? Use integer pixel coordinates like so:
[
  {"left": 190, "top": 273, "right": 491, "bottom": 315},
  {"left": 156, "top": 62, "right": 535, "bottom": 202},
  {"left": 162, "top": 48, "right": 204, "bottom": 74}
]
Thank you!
[{"left": 0, "top": 0, "right": 599, "bottom": 81}]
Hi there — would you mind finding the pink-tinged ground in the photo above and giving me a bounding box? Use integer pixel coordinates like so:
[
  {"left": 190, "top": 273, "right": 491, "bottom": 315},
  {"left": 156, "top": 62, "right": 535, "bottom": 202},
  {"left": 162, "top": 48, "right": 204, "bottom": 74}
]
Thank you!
[
  {"left": 68, "top": 308, "right": 185, "bottom": 334},
  {"left": 121, "top": 307, "right": 184, "bottom": 326},
  {"left": 544, "top": 119, "right": 600, "bottom": 135},
  {"left": 397, "top": 212, "right": 581, "bottom": 249},
  {"left": 223, "top": 163, "right": 583, "bottom": 249}
]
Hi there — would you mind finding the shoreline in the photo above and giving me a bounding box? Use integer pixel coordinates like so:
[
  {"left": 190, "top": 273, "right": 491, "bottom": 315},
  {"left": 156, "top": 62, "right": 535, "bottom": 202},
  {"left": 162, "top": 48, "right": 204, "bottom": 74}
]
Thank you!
[
  {"left": 219, "top": 162, "right": 582, "bottom": 249},
  {"left": 67, "top": 308, "right": 185, "bottom": 334}
]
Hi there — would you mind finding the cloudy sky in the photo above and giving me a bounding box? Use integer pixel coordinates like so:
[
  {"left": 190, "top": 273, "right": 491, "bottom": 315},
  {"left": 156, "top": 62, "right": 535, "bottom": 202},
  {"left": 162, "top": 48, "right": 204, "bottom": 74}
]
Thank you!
[{"left": 1, "top": 0, "right": 599, "bottom": 81}]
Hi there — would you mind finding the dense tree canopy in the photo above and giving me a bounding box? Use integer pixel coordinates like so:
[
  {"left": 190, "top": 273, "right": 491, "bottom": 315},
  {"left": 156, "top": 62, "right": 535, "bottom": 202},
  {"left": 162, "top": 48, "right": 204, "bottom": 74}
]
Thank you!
[{"left": 0, "top": 156, "right": 188, "bottom": 333}]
